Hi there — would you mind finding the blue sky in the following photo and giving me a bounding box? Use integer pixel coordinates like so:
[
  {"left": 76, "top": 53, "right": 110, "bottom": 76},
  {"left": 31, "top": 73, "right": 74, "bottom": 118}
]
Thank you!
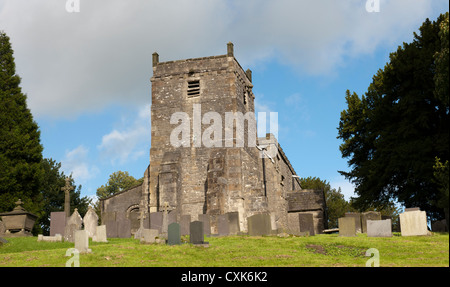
[{"left": 1, "top": 0, "right": 448, "bottom": 202}]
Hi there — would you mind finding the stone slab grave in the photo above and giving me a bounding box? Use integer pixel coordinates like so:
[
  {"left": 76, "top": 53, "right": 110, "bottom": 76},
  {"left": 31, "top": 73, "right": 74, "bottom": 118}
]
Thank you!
[
  {"left": 400, "top": 209, "right": 429, "bottom": 236},
  {"left": 102, "top": 211, "right": 117, "bottom": 238},
  {"left": 247, "top": 213, "right": 272, "bottom": 236},
  {"left": 180, "top": 215, "right": 191, "bottom": 236},
  {"left": 168, "top": 222, "right": 181, "bottom": 245},
  {"left": 227, "top": 212, "right": 240, "bottom": 235},
  {"left": 38, "top": 234, "right": 63, "bottom": 242},
  {"left": 117, "top": 218, "right": 131, "bottom": 238},
  {"left": 338, "top": 217, "right": 356, "bottom": 237},
  {"left": 50, "top": 212, "right": 66, "bottom": 237},
  {"left": 140, "top": 229, "right": 160, "bottom": 244},
  {"left": 367, "top": 219, "right": 392, "bottom": 237},
  {"left": 198, "top": 214, "right": 211, "bottom": 236},
  {"left": 83, "top": 206, "right": 98, "bottom": 238},
  {"left": 190, "top": 221, "right": 208, "bottom": 246},
  {"left": 217, "top": 214, "right": 230, "bottom": 236},
  {"left": 93, "top": 225, "right": 108, "bottom": 242},
  {"left": 345, "top": 212, "right": 362, "bottom": 233},
  {"left": 64, "top": 208, "right": 83, "bottom": 242},
  {"left": 299, "top": 213, "right": 315, "bottom": 236},
  {"left": 74, "top": 229, "right": 91, "bottom": 253},
  {"left": 150, "top": 212, "right": 163, "bottom": 233},
  {"left": 361, "top": 211, "right": 381, "bottom": 233}
]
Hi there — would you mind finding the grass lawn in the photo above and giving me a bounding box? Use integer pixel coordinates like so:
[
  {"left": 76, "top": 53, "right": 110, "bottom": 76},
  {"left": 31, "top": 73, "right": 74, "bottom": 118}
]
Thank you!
[{"left": 0, "top": 232, "right": 448, "bottom": 267}]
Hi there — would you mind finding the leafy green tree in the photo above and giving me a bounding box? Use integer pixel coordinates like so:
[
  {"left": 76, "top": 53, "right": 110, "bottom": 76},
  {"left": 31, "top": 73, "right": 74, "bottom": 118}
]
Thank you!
[
  {"left": 0, "top": 30, "right": 44, "bottom": 214},
  {"left": 338, "top": 14, "right": 449, "bottom": 221},
  {"left": 434, "top": 12, "right": 449, "bottom": 109},
  {"left": 433, "top": 157, "right": 449, "bottom": 227},
  {"left": 96, "top": 171, "right": 143, "bottom": 200}
]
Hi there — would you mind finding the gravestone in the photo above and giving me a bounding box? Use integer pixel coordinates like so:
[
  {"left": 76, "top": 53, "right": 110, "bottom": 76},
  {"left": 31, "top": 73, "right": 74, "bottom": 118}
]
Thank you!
[
  {"left": 431, "top": 219, "right": 448, "bottom": 232},
  {"left": 218, "top": 214, "right": 230, "bottom": 236},
  {"left": 198, "top": 214, "right": 211, "bottom": 236},
  {"left": 227, "top": 212, "right": 240, "bottom": 235},
  {"left": 105, "top": 220, "right": 118, "bottom": 238},
  {"left": 150, "top": 212, "right": 164, "bottom": 233},
  {"left": 0, "top": 220, "right": 6, "bottom": 236},
  {"left": 361, "top": 211, "right": 381, "bottom": 233},
  {"left": 140, "top": 229, "right": 159, "bottom": 244},
  {"left": 400, "top": 210, "right": 429, "bottom": 236},
  {"left": 117, "top": 219, "right": 131, "bottom": 238},
  {"left": 190, "top": 221, "right": 207, "bottom": 245},
  {"left": 38, "top": 234, "right": 63, "bottom": 242},
  {"left": 93, "top": 225, "right": 108, "bottom": 242},
  {"left": 345, "top": 212, "right": 362, "bottom": 233},
  {"left": 367, "top": 219, "right": 392, "bottom": 237},
  {"left": 247, "top": 213, "right": 271, "bottom": 236},
  {"left": 299, "top": 213, "right": 315, "bottom": 236},
  {"left": 83, "top": 206, "right": 98, "bottom": 238},
  {"left": 180, "top": 215, "right": 191, "bottom": 236},
  {"left": 168, "top": 222, "right": 181, "bottom": 245},
  {"left": 50, "top": 212, "right": 66, "bottom": 237},
  {"left": 64, "top": 208, "right": 83, "bottom": 242},
  {"left": 74, "top": 229, "right": 91, "bottom": 253},
  {"left": 405, "top": 207, "right": 421, "bottom": 212},
  {"left": 338, "top": 217, "right": 356, "bottom": 237}
]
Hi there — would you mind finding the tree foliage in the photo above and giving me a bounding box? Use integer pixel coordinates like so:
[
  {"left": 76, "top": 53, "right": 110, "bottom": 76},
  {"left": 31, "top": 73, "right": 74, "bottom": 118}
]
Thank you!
[
  {"left": 337, "top": 14, "right": 449, "bottom": 221},
  {"left": 96, "top": 171, "right": 143, "bottom": 200},
  {"left": 0, "top": 30, "right": 44, "bottom": 214}
]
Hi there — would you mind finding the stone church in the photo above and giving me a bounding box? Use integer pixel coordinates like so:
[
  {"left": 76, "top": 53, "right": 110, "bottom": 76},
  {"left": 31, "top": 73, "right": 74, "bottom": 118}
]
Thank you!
[{"left": 100, "top": 43, "right": 327, "bottom": 236}]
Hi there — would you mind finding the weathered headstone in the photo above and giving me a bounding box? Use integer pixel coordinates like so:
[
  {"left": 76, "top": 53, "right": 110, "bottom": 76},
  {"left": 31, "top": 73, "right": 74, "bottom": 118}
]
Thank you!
[
  {"left": 117, "top": 219, "right": 131, "bottom": 238},
  {"left": 74, "top": 229, "right": 91, "bottom": 253},
  {"left": 345, "top": 212, "right": 362, "bottom": 233},
  {"left": 168, "top": 222, "right": 181, "bottom": 245},
  {"left": 361, "top": 211, "right": 381, "bottom": 233},
  {"left": 140, "top": 229, "right": 159, "bottom": 244},
  {"left": 227, "top": 212, "right": 240, "bottom": 235},
  {"left": 247, "top": 213, "right": 271, "bottom": 236},
  {"left": 400, "top": 210, "right": 429, "bottom": 236},
  {"left": 190, "top": 221, "right": 207, "bottom": 245},
  {"left": 367, "top": 219, "right": 392, "bottom": 237},
  {"left": 338, "top": 217, "right": 356, "bottom": 237},
  {"left": 0, "top": 220, "right": 6, "bottom": 236},
  {"left": 83, "top": 206, "right": 98, "bottom": 238},
  {"left": 218, "top": 214, "right": 230, "bottom": 236},
  {"left": 198, "top": 214, "right": 211, "bottom": 236},
  {"left": 64, "top": 208, "right": 83, "bottom": 242},
  {"left": 180, "top": 215, "right": 191, "bottom": 236},
  {"left": 299, "top": 213, "right": 315, "bottom": 236},
  {"left": 150, "top": 212, "right": 164, "bottom": 233},
  {"left": 50, "top": 212, "right": 66, "bottom": 237},
  {"left": 93, "top": 225, "right": 108, "bottom": 242}
]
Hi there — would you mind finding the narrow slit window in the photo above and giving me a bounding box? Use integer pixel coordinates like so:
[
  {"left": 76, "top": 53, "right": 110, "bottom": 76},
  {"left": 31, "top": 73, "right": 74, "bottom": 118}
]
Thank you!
[{"left": 187, "top": 80, "right": 200, "bottom": 97}]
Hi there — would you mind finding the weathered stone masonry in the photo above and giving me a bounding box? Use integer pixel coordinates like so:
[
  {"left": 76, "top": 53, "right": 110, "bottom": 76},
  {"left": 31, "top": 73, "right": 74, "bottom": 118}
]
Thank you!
[{"left": 100, "top": 43, "right": 327, "bottom": 235}]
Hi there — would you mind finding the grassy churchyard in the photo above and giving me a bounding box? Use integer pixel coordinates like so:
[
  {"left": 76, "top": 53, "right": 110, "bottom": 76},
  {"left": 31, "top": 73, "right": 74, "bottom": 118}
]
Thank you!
[{"left": 0, "top": 233, "right": 448, "bottom": 267}]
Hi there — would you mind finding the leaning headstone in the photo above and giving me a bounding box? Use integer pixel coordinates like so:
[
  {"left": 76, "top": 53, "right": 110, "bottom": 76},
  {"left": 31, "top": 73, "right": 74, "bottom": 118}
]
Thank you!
[
  {"left": 83, "top": 207, "right": 99, "bottom": 238},
  {"left": 338, "top": 217, "right": 356, "bottom": 237},
  {"left": 198, "top": 214, "right": 211, "bottom": 236},
  {"left": 218, "top": 214, "right": 230, "bottom": 236},
  {"left": 361, "top": 211, "right": 381, "bottom": 233},
  {"left": 367, "top": 219, "right": 392, "bottom": 237},
  {"left": 64, "top": 208, "right": 83, "bottom": 242},
  {"left": 168, "top": 222, "right": 181, "bottom": 245},
  {"left": 50, "top": 212, "right": 66, "bottom": 237},
  {"left": 227, "top": 212, "right": 240, "bottom": 235},
  {"left": 180, "top": 215, "right": 191, "bottom": 236},
  {"left": 190, "top": 221, "right": 207, "bottom": 245},
  {"left": 247, "top": 213, "right": 272, "bottom": 236},
  {"left": 345, "top": 212, "right": 362, "bottom": 233},
  {"left": 74, "top": 229, "right": 91, "bottom": 253},
  {"left": 117, "top": 219, "right": 131, "bottom": 238},
  {"left": 93, "top": 225, "right": 108, "bottom": 242},
  {"left": 140, "top": 229, "right": 159, "bottom": 244},
  {"left": 299, "top": 213, "right": 315, "bottom": 236},
  {"left": 400, "top": 210, "right": 429, "bottom": 236}
]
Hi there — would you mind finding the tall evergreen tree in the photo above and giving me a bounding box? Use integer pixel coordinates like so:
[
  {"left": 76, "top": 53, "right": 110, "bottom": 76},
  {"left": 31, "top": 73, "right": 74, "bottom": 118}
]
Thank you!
[
  {"left": 338, "top": 14, "right": 449, "bottom": 220},
  {"left": 0, "top": 30, "right": 44, "bottom": 214}
]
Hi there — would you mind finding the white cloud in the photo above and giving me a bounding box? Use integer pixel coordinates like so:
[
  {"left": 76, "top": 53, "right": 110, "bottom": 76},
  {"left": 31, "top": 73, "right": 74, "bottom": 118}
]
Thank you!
[
  {"left": 61, "top": 145, "right": 99, "bottom": 183},
  {"left": 0, "top": 0, "right": 442, "bottom": 118},
  {"left": 98, "top": 104, "right": 150, "bottom": 165},
  {"left": 330, "top": 176, "right": 356, "bottom": 201}
]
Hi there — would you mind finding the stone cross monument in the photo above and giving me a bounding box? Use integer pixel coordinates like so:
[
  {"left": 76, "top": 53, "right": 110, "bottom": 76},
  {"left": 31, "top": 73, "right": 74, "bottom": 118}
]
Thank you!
[{"left": 61, "top": 177, "right": 74, "bottom": 218}]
